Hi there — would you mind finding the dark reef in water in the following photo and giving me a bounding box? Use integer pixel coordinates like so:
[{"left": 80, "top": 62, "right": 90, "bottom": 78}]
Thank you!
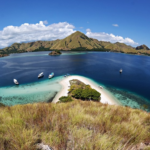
[
  {"left": 106, "top": 86, "right": 150, "bottom": 111},
  {"left": 47, "top": 92, "right": 57, "bottom": 103}
]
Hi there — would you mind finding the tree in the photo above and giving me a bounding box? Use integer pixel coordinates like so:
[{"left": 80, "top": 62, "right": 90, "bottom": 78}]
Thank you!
[
  {"left": 81, "top": 88, "right": 91, "bottom": 100},
  {"left": 72, "top": 88, "right": 83, "bottom": 99},
  {"left": 59, "top": 96, "right": 73, "bottom": 103},
  {"left": 91, "top": 89, "right": 100, "bottom": 101}
]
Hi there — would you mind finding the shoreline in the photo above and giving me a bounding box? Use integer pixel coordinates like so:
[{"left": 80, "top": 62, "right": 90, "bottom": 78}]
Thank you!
[{"left": 52, "top": 75, "right": 120, "bottom": 105}]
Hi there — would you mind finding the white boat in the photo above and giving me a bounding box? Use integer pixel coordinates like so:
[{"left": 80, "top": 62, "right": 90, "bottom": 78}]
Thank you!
[
  {"left": 38, "top": 72, "right": 44, "bottom": 78},
  {"left": 120, "top": 69, "right": 123, "bottom": 73},
  {"left": 99, "top": 86, "right": 103, "bottom": 89},
  {"left": 13, "top": 79, "right": 19, "bottom": 85},
  {"left": 48, "top": 72, "right": 54, "bottom": 79}
]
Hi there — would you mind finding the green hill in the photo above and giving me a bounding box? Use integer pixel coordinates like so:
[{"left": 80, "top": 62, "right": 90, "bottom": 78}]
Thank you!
[
  {"left": 51, "top": 31, "right": 103, "bottom": 50},
  {"left": 136, "top": 44, "right": 150, "bottom": 50},
  {"left": 2, "top": 40, "right": 59, "bottom": 53},
  {"left": 1, "top": 31, "right": 150, "bottom": 56}
]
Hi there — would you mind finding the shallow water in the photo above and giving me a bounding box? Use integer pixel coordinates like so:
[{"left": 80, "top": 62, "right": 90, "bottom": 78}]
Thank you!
[
  {"left": 0, "top": 76, "right": 62, "bottom": 106},
  {"left": 0, "top": 51, "right": 150, "bottom": 110}
]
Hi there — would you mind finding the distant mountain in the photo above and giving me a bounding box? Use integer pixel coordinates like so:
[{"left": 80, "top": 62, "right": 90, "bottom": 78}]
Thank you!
[
  {"left": 1, "top": 31, "right": 150, "bottom": 56},
  {"left": 136, "top": 44, "right": 150, "bottom": 50},
  {"left": 50, "top": 31, "right": 136, "bottom": 53},
  {"left": 2, "top": 40, "right": 60, "bottom": 52},
  {"left": 50, "top": 31, "right": 103, "bottom": 50}
]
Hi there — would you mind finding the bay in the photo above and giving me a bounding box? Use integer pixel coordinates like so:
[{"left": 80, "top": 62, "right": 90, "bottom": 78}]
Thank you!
[{"left": 0, "top": 51, "right": 150, "bottom": 110}]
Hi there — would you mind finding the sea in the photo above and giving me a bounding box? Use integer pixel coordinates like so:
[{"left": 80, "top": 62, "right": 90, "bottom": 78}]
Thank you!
[{"left": 0, "top": 51, "right": 150, "bottom": 111}]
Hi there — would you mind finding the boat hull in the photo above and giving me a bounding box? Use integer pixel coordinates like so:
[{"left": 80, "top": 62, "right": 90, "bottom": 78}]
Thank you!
[
  {"left": 15, "top": 83, "right": 19, "bottom": 85},
  {"left": 38, "top": 75, "right": 44, "bottom": 78},
  {"left": 48, "top": 73, "right": 54, "bottom": 79},
  {"left": 48, "top": 75, "right": 54, "bottom": 79},
  {"left": 13, "top": 79, "right": 19, "bottom": 85}
]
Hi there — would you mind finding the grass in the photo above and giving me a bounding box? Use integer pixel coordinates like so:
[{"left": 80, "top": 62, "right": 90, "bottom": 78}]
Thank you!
[{"left": 0, "top": 101, "right": 150, "bottom": 150}]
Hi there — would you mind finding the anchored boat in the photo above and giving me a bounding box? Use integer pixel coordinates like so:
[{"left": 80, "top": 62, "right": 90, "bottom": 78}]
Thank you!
[
  {"left": 38, "top": 72, "right": 44, "bottom": 78},
  {"left": 48, "top": 72, "right": 54, "bottom": 79},
  {"left": 120, "top": 69, "right": 123, "bottom": 73},
  {"left": 99, "top": 86, "right": 103, "bottom": 89},
  {"left": 13, "top": 79, "right": 19, "bottom": 85}
]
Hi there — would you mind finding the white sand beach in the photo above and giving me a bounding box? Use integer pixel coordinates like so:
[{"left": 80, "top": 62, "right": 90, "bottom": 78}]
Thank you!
[{"left": 52, "top": 75, "right": 120, "bottom": 105}]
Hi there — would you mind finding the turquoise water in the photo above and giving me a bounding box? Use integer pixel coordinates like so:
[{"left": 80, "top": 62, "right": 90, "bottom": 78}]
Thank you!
[
  {"left": 80, "top": 76, "right": 150, "bottom": 110},
  {"left": 1, "top": 51, "right": 150, "bottom": 111},
  {"left": 2, "top": 51, "right": 87, "bottom": 60},
  {"left": 0, "top": 76, "right": 62, "bottom": 106},
  {"left": 0, "top": 74, "right": 148, "bottom": 110},
  {"left": 105, "top": 86, "right": 150, "bottom": 110}
]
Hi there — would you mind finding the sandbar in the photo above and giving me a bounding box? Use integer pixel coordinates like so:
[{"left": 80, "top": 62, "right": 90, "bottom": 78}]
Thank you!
[{"left": 52, "top": 75, "right": 120, "bottom": 105}]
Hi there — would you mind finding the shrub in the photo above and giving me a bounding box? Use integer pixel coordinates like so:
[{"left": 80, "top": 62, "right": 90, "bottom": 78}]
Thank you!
[
  {"left": 59, "top": 96, "right": 73, "bottom": 103},
  {"left": 72, "top": 88, "right": 83, "bottom": 99},
  {"left": 55, "top": 50, "right": 61, "bottom": 54},
  {"left": 81, "top": 88, "right": 91, "bottom": 100},
  {"left": 90, "top": 89, "right": 100, "bottom": 101},
  {"left": 72, "top": 87, "right": 100, "bottom": 101}
]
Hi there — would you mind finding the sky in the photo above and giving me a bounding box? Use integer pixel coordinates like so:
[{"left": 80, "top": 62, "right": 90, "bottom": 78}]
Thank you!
[{"left": 0, "top": 0, "right": 150, "bottom": 48}]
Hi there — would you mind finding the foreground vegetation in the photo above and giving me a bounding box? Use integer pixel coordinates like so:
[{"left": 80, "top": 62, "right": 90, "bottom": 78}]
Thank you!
[{"left": 0, "top": 100, "right": 150, "bottom": 150}]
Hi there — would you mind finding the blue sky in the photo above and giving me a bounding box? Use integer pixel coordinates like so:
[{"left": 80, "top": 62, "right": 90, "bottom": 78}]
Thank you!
[{"left": 0, "top": 0, "right": 149, "bottom": 48}]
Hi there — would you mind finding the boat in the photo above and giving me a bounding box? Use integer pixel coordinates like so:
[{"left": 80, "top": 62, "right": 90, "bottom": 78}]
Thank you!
[
  {"left": 120, "top": 69, "right": 123, "bottom": 73},
  {"left": 13, "top": 79, "right": 19, "bottom": 85},
  {"left": 99, "top": 86, "right": 103, "bottom": 89},
  {"left": 48, "top": 72, "right": 54, "bottom": 79},
  {"left": 38, "top": 72, "right": 44, "bottom": 78}
]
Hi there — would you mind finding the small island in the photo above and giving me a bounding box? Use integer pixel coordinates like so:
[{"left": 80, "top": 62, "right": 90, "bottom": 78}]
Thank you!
[
  {"left": 59, "top": 79, "right": 101, "bottom": 103},
  {"left": 53, "top": 75, "right": 119, "bottom": 105},
  {"left": 49, "top": 50, "right": 62, "bottom": 55}
]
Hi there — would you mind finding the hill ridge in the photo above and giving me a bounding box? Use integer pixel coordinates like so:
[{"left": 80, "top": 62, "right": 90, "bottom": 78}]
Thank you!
[{"left": 0, "top": 31, "right": 150, "bottom": 56}]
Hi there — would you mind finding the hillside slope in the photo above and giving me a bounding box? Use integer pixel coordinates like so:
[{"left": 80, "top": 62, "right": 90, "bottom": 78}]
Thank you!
[
  {"left": 2, "top": 40, "right": 60, "bottom": 52},
  {"left": 1, "top": 31, "right": 150, "bottom": 56},
  {"left": 51, "top": 31, "right": 103, "bottom": 50},
  {"left": 136, "top": 44, "right": 150, "bottom": 50},
  {"left": 0, "top": 101, "right": 150, "bottom": 150}
]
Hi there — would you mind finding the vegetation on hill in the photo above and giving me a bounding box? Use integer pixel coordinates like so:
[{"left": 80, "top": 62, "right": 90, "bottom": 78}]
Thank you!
[
  {"left": 59, "top": 96, "right": 73, "bottom": 103},
  {"left": 136, "top": 44, "right": 150, "bottom": 50},
  {"left": 68, "top": 79, "right": 101, "bottom": 101},
  {"left": 0, "top": 101, "right": 150, "bottom": 149},
  {"left": 1, "top": 31, "right": 150, "bottom": 56},
  {"left": 49, "top": 50, "right": 62, "bottom": 55},
  {"left": 50, "top": 31, "right": 103, "bottom": 50}
]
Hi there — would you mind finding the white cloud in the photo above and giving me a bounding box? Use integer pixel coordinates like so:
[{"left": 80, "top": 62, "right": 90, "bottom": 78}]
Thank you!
[
  {"left": 80, "top": 27, "right": 83, "bottom": 29},
  {"left": 43, "top": 20, "right": 48, "bottom": 25},
  {"left": 112, "top": 24, "right": 119, "bottom": 27},
  {"left": 86, "top": 29, "right": 138, "bottom": 46},
  {"left": 0, "top": 21, "right": 138, "bottom": 48},
  {"left": 86, "top": 28, "right": 91, "bottom": 32},
  {"left": 0, "top": 21, "right": 75, "bottom": 48}
]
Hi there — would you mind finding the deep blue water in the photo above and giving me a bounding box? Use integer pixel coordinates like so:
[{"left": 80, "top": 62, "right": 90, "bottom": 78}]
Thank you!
[{"left": 0, "top": 51, "right": 150, "bottom": 110}]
